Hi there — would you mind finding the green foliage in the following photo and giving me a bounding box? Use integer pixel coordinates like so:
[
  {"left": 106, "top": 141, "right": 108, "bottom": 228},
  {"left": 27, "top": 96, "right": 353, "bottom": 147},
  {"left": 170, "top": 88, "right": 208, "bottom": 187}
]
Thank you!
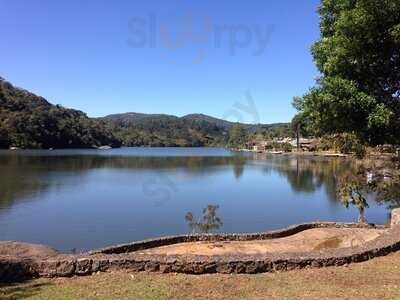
[
  {"left": 0, "top": 78, "right": 120, "bottom": 149},
  {"left": 291, "top": 112, "right": 310, "bottom": 138},
  {"left": 354, "top": 143, "right": 366, "bottom": 159},
  {"left": 335, "top": 133, "right": 362, "bottom": 154},
  {"left": 267, "top": 141, "right": 293, "bottom": 152},
  {"left": 337, "top": 167, "right": 372, "bottom": 223},
  {"left": 107, "top": 114, "right": 227, "bottom": 147},
  {"left": 319, "top": 133, "right": 365, "bottom": 156},
  {"left": 338, "top": 162, "right": 400, "bottom": 223},
  {"left": 281, "top": 142, "right": 293, "bottom": 153},
  {"left": 228, "top": 123, "right": 248, "bottom": 149},
  {"left": 185, "top": 205, "right": 223, "bottom": 234},
  {"left": 106, "top": 113, "right": 291, "bottom": 148},
  {"left": 0, "top": 77, "right": 292, "bottom": 149},
  {"left": 374, "top": 170, "right": 400, "bottom": 208},
  {"left": 294, "top": 0, "right": 400, "bottom": 145}
]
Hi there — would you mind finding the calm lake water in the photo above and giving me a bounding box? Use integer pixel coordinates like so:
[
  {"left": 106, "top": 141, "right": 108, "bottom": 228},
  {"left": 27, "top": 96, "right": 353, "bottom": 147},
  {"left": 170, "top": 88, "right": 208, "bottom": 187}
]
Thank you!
[{"left": 0, "top": 147, "right": 390, "bottom": 252}]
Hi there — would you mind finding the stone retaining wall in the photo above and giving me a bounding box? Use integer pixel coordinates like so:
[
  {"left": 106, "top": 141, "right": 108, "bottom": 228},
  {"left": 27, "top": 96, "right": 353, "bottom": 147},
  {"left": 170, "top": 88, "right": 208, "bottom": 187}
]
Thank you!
[
  {"left": 89, "top": 222, "right": 384, "bottom": 255},
  {"left": 1, "top": 209, "right": 400, "bottom": 282}
]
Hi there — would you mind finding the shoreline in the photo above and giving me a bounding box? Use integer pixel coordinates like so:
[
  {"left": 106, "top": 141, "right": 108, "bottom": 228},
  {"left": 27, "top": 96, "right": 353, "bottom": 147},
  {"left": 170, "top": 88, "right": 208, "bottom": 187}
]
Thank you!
[{"left": 1, "top": 209, "right": 399, "bottom": 281}]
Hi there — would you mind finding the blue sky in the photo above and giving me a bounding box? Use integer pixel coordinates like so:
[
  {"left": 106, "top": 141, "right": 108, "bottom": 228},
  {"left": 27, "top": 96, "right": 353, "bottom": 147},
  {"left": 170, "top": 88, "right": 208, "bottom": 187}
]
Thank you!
[{"left": 0, "top": 0, "right": 320, "bottom": 123}]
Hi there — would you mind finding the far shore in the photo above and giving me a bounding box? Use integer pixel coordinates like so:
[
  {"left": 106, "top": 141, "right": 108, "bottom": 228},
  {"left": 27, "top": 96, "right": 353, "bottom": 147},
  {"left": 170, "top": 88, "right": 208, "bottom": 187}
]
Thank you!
[{"left": 2, "top": 146, "right": 398, "bottom": 161}]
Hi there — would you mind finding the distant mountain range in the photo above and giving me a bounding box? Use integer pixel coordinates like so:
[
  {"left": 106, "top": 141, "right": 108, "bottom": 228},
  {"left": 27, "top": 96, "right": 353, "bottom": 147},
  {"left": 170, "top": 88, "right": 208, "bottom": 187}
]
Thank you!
[
  {"left": 104, "top": 112, "right": 244, "bottom": 129},
  {"left": 102, "top": 112, "right": 290, "bottom": 134},
  {"left": 102, "top": 112, "right": 291, "bottom": 147},
  {"left": 0, "top": 76, "right": 291, "bottom": 149}
]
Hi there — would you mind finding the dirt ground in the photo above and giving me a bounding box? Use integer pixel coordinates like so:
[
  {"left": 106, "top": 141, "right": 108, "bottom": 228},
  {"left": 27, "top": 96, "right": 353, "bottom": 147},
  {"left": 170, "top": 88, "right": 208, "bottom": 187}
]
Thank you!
[
  {"left": 139, "top": 228, "right": 387, "bottom": 256},
  {"left": 0, "top": 241, "right": 59, "bottom": 259}
]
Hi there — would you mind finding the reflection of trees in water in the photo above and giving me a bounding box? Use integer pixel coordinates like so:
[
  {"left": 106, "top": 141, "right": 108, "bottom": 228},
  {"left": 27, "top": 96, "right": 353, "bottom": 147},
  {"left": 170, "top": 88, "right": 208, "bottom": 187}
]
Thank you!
[
  {"left": 0, "top": 156, "right": 51, "bottom": 208},
  {"left": 337, "top": 167, "right": 371, "bottom": 224},
  {"left": 185, "top": 204, "right": 223, "bottom": 234},
  {"left": 374, "top": 172, "right": 400, "bottom": 210},
  {"left": 337, "top": 161, "right": 400, "bottom": 223},
  {"left": 232, "top": 157, "right": 246, "bottom": 179},
  {"left": 2, "top": 152, "right": 398, "bottom": 217},
  {"left": 264, "top": 157, "right": 356, "bottom": 204},
  {"left": 0, "top": 154, "right": 247, "bottom": 210}
]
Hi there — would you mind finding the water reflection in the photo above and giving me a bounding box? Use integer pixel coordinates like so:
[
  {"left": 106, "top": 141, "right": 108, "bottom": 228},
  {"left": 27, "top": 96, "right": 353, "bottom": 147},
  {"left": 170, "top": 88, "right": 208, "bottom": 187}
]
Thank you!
[
  {"left": 0, "top": 148, "right": 396, "bottom": 250},
  {"left": 336, "top": 162, "right": 400, "bottom": 223},
  {"left": 0, "top": 153, "right": 247, "bottom": 209},
  {"left": 263, "top": 156, "right": 353, "bottom": 203},
  {"left": 185, "top": 205, "right": 223, "bottom": 234},
  {"left": 1, "top": 151, "right": 397, "bottom": 212}
]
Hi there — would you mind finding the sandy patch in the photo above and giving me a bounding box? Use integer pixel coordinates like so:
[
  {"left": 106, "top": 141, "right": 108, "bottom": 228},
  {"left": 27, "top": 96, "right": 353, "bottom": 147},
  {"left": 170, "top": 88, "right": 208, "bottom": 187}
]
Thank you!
[
  {"left": 0, "top": 241, "right": 59, "bottom": 259},
  {"left": 138, "top": 228, "right": 387, "bottom": 256}
]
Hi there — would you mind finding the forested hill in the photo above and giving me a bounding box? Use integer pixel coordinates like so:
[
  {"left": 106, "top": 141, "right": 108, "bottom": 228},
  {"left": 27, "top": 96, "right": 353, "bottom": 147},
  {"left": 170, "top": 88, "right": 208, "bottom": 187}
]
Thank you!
[
  {"left": 0, "top": 77, "right": 120, "bottom": 149},
  {"left": 0, "top": 77, "right": 290, "bottom": 149},
  {"left": 102, "top": 113, "right": 291, "bottom": 147}
]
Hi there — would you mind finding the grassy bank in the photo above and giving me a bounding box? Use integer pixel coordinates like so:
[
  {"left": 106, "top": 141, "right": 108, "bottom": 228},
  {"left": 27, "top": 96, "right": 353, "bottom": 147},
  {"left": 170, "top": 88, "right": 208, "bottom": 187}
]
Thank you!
[{"left": 1, "top": 252, "right": 400, "bottom": 300}]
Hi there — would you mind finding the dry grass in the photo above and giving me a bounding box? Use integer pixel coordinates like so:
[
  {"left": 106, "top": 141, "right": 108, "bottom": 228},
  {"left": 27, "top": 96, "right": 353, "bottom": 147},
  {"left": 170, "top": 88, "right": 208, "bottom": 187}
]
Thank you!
[
  {"left": 313, "top": 237, "right": 342, "bottom": 251},
  {"left": 1, "top": 252, "right": 400, "bottom": 300}
]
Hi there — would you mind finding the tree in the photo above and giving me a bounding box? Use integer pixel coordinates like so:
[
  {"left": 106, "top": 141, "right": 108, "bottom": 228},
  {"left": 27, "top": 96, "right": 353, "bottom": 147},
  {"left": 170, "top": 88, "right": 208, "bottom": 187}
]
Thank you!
[
  {"left": 291, "top": 112, "right": 310, "bottom": 138},
  {"left": 372, "top": 167, "right": 400, "bottom": 209},
  {"left": 337, "top": 162, "right": 400, "bottom": 223},
  {"left": 0, "top": 123, "right": 10, "bottom": 148},
  {"left": 338, "top": 178, "right": 369, "bottom": 224},
  {"left": 228, "top": 123, "right": 247, "bottom": 149},
  {"left": 337, "top": 164, "right": 377, "bottom": 224},
  {"left": 0, "top": 77, "right": 121, "bottom": 149},
  {"left": 294, "top": 0, "right": 400, "bottom": 145},
  {"left": 185, "top": 205, "right": 223, "bottom": 234}
]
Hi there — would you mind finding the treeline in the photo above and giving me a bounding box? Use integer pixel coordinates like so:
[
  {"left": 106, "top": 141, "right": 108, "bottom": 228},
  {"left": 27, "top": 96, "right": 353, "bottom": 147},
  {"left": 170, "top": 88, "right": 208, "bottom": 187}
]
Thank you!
[
  {"left": 103, "top": 113, "right": 291, "bottom": 148},
  {"left": 292, "top": 0, "right": 400, "bottom": 146},
  {"left": 0, "top": 77, "right": 290, "bottom": 149},
  {"left": 0, "top": 78, "right": 120, "bottom": 149},
  {"left": 104, "top": 114, "right": 227, "bottom": 147}
]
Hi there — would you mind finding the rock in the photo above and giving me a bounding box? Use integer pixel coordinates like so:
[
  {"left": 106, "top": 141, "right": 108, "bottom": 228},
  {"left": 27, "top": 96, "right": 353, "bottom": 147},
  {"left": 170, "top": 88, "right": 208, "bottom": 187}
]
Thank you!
[
  {"left": 0, "top": 241, "right": 59, "bottom": 259},
  {"left": 37, "top": 259, "right": 76, "bottom": 277},
  {"left": 76, "top": 258, "right": 92, "bottom": 275}
]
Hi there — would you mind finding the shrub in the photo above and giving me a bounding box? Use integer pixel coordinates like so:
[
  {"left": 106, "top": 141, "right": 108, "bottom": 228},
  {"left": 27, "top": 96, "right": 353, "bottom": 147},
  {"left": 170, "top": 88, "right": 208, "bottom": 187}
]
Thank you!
[
  {"left": 376, "top": 144, "right": 397, "bottom": 154},
  {"left": 336, "top": 133, "right": 358, "bottom": 154},
  {"left": 354, "top": 143, "right": 366, "bottom": 159},
  {"left": 281, "top": 142, "right": 293, "bottom": 152},
  {"left": 318, "top": 135, "right": 336, "bottom": 151},
  {"left": 318, "top": 133, "right": 366, "bottom": 156}
]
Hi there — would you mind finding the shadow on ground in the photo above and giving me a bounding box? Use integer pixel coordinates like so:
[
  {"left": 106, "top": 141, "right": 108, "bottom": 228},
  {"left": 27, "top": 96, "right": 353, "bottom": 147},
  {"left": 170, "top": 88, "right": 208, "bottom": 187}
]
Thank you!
[{"left": 0, "top": 281, "right": 53, "bottom": 299}]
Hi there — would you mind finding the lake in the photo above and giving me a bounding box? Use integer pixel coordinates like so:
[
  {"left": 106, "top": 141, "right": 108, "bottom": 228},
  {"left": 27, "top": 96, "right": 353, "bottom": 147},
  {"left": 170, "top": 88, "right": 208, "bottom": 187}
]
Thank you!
[{"left": 0, "top": 147, "right": 390, "bottom": 252}]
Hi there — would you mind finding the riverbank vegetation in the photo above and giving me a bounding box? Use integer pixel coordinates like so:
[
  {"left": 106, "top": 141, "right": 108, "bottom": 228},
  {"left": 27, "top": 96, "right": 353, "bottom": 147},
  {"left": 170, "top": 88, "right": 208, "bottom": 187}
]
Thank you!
[
  {"left": 0, "top": 78, "right": 120, "bottom": 149},
  {"left": 337, "top": 158, "right": 400, "bottom": 223},
  {"left": 1, "top": 1, "right": 399, "bottom": 154},
  {"left": 0, "top": 77, "right": 290, "bottom": 149},
  {"left": 292, "top": 0, "right": 400, "bottom": 146}
]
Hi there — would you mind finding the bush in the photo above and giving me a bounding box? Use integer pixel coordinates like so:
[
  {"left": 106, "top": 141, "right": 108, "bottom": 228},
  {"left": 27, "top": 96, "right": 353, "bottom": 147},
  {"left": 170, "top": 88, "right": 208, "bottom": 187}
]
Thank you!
[
  {"left": 354, "top": 143, "right": 366, "bottom": 159},
  {"left": 375, "top": 144, "right": 397, "bottom": 154},
  {"left": 318, "top": 133, "right": 365, "bottom": 156},
  {"left": 318, "top": 135, "right": 336, "bottom": 151},
  {"left": 281, "top": 142, "right": 293, "bottom": 152},
  {"left": 266, "top": 141, "right": 293, "bottom": 152}
]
